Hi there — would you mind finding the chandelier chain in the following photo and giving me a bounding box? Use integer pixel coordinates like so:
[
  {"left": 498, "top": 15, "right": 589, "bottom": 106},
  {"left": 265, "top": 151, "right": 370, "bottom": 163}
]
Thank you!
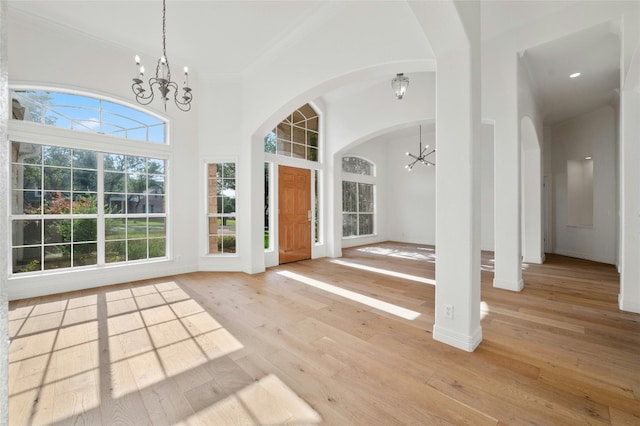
[{"left": 131, "top": 0, "right": 192, "bottom": 112}]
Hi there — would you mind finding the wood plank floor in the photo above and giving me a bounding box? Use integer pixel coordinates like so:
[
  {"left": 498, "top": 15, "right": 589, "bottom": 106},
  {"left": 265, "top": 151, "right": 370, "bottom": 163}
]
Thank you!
[{"left": 7, "top": 242, "right": 640, "bottom": 425}]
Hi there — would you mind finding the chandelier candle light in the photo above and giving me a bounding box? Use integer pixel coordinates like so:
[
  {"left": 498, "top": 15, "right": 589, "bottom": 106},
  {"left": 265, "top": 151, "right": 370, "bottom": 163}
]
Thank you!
[
  {"left": 132, "top": 0, "right": 192, "bottom": 112},
  {"left": 405, "top": 125, "right": 435, "bottom": 171}
]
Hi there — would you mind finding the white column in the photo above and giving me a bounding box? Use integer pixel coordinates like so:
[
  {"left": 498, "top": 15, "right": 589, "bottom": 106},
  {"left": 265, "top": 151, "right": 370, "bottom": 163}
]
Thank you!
[
  {"left": 493, "top": 52, "right": 523, "bottom": 291},
  {"left": 431, "top": 2, "right": 482, "bottom": 352},
  {"left": 619, "top": 88, "right": 640, "bottom": 313}
]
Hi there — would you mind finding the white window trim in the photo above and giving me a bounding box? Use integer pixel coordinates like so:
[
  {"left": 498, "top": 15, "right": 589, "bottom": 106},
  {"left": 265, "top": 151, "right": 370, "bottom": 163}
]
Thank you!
[{"left": 202, "top": 157, "right": 239, "bottom": 257}]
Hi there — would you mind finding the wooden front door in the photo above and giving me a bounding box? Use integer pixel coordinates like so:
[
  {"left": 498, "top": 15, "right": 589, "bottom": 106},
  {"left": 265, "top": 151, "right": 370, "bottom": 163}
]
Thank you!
[{"left": 279, "top": 165, "right": 311, "bottom": 264}]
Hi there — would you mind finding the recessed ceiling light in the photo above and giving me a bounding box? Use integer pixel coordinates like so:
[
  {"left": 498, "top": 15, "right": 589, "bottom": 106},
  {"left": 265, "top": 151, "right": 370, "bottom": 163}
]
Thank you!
[
  {"left": 585, "top": 156, "right": 592, "bottom": 160},
  {"left": 570, "top": 72, "right": 581, "bottom": 78}
]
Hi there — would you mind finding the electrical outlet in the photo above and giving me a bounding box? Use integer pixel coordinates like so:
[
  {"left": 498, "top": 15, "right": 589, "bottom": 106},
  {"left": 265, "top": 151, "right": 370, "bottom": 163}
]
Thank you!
[{"left": 444, "top": 304, "right": 454, "bottom": 319}]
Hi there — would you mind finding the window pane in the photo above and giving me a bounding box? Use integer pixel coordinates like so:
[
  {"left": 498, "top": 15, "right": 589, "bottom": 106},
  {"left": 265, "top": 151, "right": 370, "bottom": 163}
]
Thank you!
[
  {"left": 105, "top": 241, "right": 126, "bottom": 263},
  {"left": 220, "top": 236, "right": 236, "bottom": 254},
  {"left": 44, "top": 167, "right": 71, "bottom": 191},
  {"left": 12, "top": 247, "right": 41, "bottom": 273},
  {"left": 73, "top": 170, "right": 97, "bottom": 192},
  {"left": 127, "top": 218, "right": 147, "bottom": 239},
  {"left": 342, "top": 181, "right": 357, "bottom": 212},
  {"left": 13, "top": 190, "right": 41, "bottom": 214},
  {"left": 127, "top": 173, "right": 146, "bottom": 194},
  {"left": 277, "top": 140, "right": 292, "bottom": 156},
  {"left": 104, "top": 172, "right": 125, "bottom": 192},
  {"left": 44, "top": 219, "right": 70, "bottom": 244},
  {"left": 148, "top": 195, "right": 165, "bottom": 213},
  {"left": 342, "top": 214, "right": 357, "bottom": 237},
  {"left": 72, "top": 150, "right": 97, "bottom": 169},
  {"left": 13, "top": 164, "right": 41, "bottom": 189},
  {"left": 276, "top": 122, "right": 291, "bottom": 140},
  {"left": 223, "top": 197, "right": 236, "bottom": 214},
  {"left": 358, "top": 183, "right": 374, "bottom": 213},
  {"left": 72, "top": 193, "right": 97, "bottom": 214},
  {"left": 149, "top": 238, "right": 166, "bottom": 258},
  {"left": 74, "top": 243, "right": 97, "bottom": 266},
  {"left": 12, "top": 142, "right": 42, "bottom": 164},
  {"left": 223, "top": 163, "right": 235, "bottom": 179},
  {"left": 148, "top": 217, "right": 166, "bottom": 238},
  {"left": 292, "top": 143, "right": 305, "bottom": 159},
  {"left": 105, "top": 193, "right": 126, "bottom": 213},
  {"left": 128, "top": 240, "right": 147, "bottom": 260},
  {"left": 359, "top": 214, "right": 374, "bottom": 235},
  {"left": 127, "top": 156, "right": 147, "bottom": 173},
  {"left": 342, "top": 157, "right": 373, "bottom": 175},
  {"left": 104, "top": 154, "right": 126, "bottom": 171},
  {"left": 106, "top": 219, "right": 126, "bottom": 240},
  {"left": 44, "top": 245, "right": 71, "bottom": 270},
  {"left": 293, "top": 126, "right": 305, "bottom": 144},
  {"left": 307, "top": 147, "right": 318, "bottom": 162},
  {"left": 43, "top": 146, "right": 71, "bottom": 167},
  {"left": 73, "top": 219, "right": 97, "bottom": 242},
  {"left": 44, "top": 192, "right": 71, "bottom": 214},
  {"left": 147, "top": 158, "right": 165, "bottom": 175},
  {"left": 264, "top": 132, "right": 276, "bottom": 154},
  {"left": 127, "top": 196, "right": 146, "bottom": 214},
  {"left": 148, "top": 175, "right": 165, "bottom": 193},
  {"left": 13, "top": 219, "right": 42, "bottom": 246}
]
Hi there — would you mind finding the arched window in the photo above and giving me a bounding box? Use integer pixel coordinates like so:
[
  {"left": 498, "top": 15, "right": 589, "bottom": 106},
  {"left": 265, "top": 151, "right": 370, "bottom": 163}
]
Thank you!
[
  {"left": 264, "top": 103, "right": 319, "bottom": 161},
  {"left": 9, "top": 88, "right": 169, "bottom": 275},
  {"left": 342, "top": 156, "right": 375, "bottom": 237},
  {"left": 11, "top": 89, "right": 166, "bottom": 143}
]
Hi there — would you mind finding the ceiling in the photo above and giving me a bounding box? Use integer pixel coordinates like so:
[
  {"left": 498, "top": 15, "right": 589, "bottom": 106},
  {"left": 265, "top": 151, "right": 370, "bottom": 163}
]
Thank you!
[
  {"left": 8, "top": 0, "right": 622, "bottom": 129},
  {"left": 521, "top": 22, "right": 620, "bottom": 125}
]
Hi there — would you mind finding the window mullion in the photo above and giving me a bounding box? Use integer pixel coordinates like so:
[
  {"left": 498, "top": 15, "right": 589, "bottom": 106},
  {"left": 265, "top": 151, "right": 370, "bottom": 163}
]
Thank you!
[{"left": 97, "top": 152, "right": 105, "bottom": 265}]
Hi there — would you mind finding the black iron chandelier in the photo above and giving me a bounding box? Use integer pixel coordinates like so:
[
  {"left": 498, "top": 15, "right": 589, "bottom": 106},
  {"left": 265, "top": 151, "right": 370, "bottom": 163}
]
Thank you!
[
  {"left": 405, "top": 125, "right": 435, "bottom": 171},
  {"left": 132, "top": 0, "right": 192, "bottom": 112}
]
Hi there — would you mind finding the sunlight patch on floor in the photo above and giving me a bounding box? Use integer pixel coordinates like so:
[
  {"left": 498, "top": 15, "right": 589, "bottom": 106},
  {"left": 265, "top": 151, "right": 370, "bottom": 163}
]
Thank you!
[
  {"left": 191, "top": 374, "right": 321, "bottom": 425},
  {"left": 357, "top": 246, "right": 435, "bottom": 262},
  {"left": 277, "top": 270, "right": 421, "bottom": 320},
  {"left": 331, "top": 259, "right": 436, "bottom": 286},
  {"left": 106, "top": 281, "right": 244, "bottom": 398},
  {"left": 481, "top": 301, "right": 490, "bottom": 320}
]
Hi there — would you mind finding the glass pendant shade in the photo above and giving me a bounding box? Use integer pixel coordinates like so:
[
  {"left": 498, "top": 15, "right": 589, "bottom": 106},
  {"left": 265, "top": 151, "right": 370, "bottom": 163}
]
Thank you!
[{"left": 391, "top": 73, "right": 409, "bottom": 100}]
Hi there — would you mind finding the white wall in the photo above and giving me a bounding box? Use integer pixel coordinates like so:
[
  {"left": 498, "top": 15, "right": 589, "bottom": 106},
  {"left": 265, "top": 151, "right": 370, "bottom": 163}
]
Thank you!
[
  {"left": 551, "top": 106, "right": 617, "bottom": 264},
  {"left": 385, "top": 128, "right": 436, "bottom": 245}
]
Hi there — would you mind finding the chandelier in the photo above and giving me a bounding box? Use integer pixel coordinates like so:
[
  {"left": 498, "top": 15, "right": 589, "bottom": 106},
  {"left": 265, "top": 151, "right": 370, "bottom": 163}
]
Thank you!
[
  {"left": 405, "top": 125, "right": 435, "bottom": 171},
  {"left": 391, "top": 73, "right": 409, "bottom": 100},
  {"left": 131, "top": 0, "right": 192, "bottom": 112}
]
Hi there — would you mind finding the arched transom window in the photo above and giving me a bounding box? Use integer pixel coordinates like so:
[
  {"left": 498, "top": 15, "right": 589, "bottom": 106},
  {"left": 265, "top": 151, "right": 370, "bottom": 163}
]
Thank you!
[{"left": 264, "top": 103, "right": 319, "bottom": 161}]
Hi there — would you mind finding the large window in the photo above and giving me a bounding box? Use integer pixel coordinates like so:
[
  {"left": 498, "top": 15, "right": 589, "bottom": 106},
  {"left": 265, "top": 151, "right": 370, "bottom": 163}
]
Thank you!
[
  {"left": 264, "top": 103, "right": 319, "bottom": 161},
  {"left": 342, "top": 156, "right": 375, "bottom": 237},
  {"left": 206, "top": 162, "right": 237, "bottom": 254},
  {"left": 11, "top": 143, "right": 167, "bottom": 273},
  {"left": 10, "top": 88, "right": 168, "bottom": 275}
]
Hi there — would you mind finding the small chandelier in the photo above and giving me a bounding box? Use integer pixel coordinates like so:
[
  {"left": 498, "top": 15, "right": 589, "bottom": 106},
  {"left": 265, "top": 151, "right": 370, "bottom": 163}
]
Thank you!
[
  {"left": 132, "top": 0, "right": 192, "bottom": 112},
  {"left": 391, "top": 73, "right": 409, "bottom": 100},
  {"left": 405, "top": 125, "right": 435, "bottom": 171}
]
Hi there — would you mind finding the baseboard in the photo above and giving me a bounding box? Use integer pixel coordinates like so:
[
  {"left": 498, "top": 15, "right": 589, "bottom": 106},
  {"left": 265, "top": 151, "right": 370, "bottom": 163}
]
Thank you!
[
  {"left": 619, "top": 294, "right": 640, "bottom": 314},
  {"left": 523, "top": 255, "right": 544, "bottom": 264},
  {"left": 493, "top": 277, "right": 524, "bottom": 292},
  {"left": 433, "top": 324, "right": 483, "bottom": 352},
  {"left": 553, "top": 249, "right": 615, "bottom": 265}
]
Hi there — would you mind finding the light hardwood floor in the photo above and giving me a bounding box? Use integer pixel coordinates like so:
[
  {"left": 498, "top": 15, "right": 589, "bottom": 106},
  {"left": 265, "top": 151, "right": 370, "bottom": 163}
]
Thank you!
[{"left": 8, "top": 242, "right": 640, "bottom": 425}]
